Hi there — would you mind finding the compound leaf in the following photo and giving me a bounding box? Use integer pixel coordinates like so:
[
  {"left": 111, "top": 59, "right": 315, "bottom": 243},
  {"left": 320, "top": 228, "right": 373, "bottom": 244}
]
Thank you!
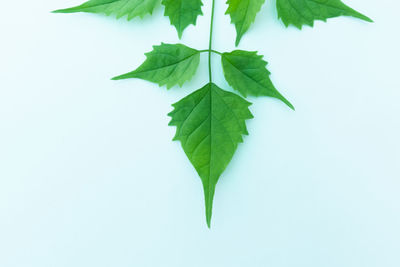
[
  {"left": 162, "top": 0, "right": 203, "bottom": 38},
  {"left": 53, "top": 0, "right": 160, "bottom": 20},
  {"left": 276, "top": 0, "right": 372, "bottom": 28},
  {"left": 112, "top": 43, "right": 200, "bottom": 89},
  {"left": 168, "top": 83, "right": 253, "bottom": 227},
  {"left": 226, "top": 0, "right": 265, "bottom": 46},
  {"left": 221, "top": 50, "right": 294, "bottom": 110}
]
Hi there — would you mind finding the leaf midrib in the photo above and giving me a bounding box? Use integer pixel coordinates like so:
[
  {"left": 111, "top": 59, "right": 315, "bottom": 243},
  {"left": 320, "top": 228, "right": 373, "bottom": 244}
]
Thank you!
[{"left": 134, "top": 52, "right": 199, "bottom": 74}]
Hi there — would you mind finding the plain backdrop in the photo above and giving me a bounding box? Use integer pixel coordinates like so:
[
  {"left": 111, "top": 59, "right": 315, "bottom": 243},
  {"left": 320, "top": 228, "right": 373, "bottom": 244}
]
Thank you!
[{"left": 1, "top": 0, "right": 399, "bottom": 266}]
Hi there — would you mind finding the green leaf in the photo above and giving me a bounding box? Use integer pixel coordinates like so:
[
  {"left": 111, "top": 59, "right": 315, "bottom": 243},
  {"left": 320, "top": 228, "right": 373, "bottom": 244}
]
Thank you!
[
  {"left": 226, "top": 0, "right": 265, "bottom": 46},
  {"left": 276, "top": 0, "right": 372, "bottom": 28},
  {"left": 168, "top": 83, "right": 253, "bottom": 227},
  {"left": 221, "top": 50, "right": 294, "bottom": 110},
  {"left": 162, "top": 0, "right": 203, "bottom": 38},
  {"left": 52, "top": 0, "right": 160, "bottom": 20},
  {"left": 112, "top": 43, "right": 200, "bottom": 89}
]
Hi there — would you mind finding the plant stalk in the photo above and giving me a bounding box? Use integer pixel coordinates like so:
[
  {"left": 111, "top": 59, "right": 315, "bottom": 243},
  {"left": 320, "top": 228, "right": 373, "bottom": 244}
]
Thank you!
[{"left": 208, "top": 0, "right": 216, "bottom": 83}]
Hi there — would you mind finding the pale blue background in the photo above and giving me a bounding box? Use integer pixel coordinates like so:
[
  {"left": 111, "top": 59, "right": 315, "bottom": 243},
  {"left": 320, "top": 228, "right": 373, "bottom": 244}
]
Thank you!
[{"left": 1, "top": 0, "right": 399, "bottom": 266}]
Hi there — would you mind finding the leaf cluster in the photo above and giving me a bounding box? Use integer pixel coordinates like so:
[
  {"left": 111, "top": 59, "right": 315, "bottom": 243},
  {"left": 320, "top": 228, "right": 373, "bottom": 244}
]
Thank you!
[
  {"left": 53, "top": 0, "right": 371, "bottom": 44},
  {"left": 54, "top": 0, "right": 371, "bottom": 227}
]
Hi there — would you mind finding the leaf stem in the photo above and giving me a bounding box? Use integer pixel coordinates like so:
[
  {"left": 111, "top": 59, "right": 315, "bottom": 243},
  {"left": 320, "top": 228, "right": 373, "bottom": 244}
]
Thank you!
[
  {"left": 200, "top": 49, "right": 221, "bottom": 55},
  {"left": 208, "top": 0, "right": 216, "bottom": 83}
]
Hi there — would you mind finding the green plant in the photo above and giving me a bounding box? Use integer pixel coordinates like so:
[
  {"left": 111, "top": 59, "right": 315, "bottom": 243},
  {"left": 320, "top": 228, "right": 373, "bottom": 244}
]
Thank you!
[{"left": 53, "top": 0, "right": 371, "bottom": 227}]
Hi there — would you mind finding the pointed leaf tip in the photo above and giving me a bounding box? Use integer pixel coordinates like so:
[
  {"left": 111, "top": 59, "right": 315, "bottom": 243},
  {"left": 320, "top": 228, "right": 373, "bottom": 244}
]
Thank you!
[
  {"left": 226, "top": 0, "right": 265, "bottom": 46},
  {"left": 162, "top": 0, "right": 203, "bottom": 38},
  {"left": 283, "top": 98, "right": 295, "bottom": 111},
  {"left": 111, "top": 73, "right": 130, "bottom": 80},
  {"left": 204, "top": 181, "right": 216, "bottom": 228}
]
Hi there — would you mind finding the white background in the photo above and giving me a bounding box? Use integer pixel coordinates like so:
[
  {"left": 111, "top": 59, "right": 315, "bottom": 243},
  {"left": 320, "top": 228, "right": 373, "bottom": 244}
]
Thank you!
[{"left": 1, "top": 0, "right": 399, "bottom": 266}]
